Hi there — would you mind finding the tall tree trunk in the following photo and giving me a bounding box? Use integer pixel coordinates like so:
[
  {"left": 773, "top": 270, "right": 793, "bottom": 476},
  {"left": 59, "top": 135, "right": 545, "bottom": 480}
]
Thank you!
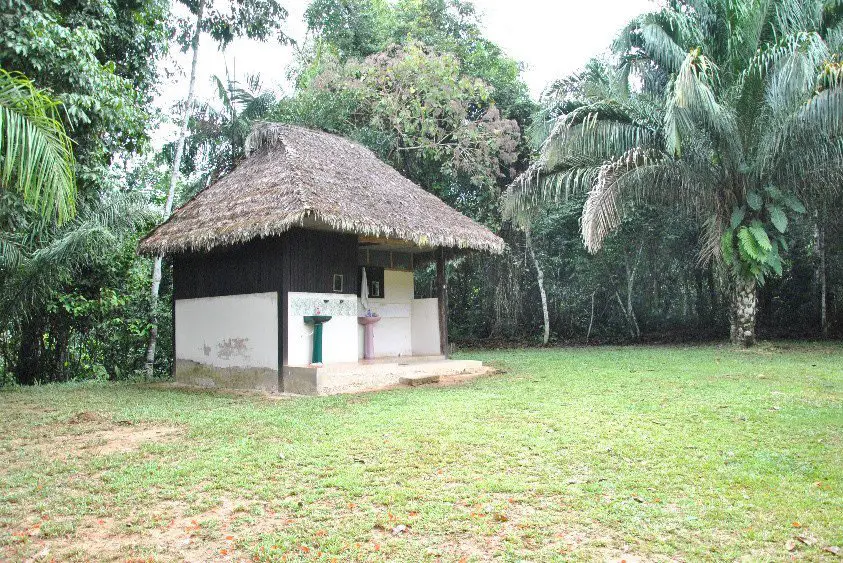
[
  {"left": 730, "top": 276, "right": 757, "bottom": 347},
  {"left": 586, "top": 291, "right": 595, "bottom": 342},
  {"left": 436, "top": 248, "right": 449, "bottom": 357},
  {"left": 525, "top": 228, "right": 549, "bottom": 345},
  {"left": 144, "top": 0, "right": 205, "bottom": 375},
  {"left": 15, "top": 319, "right": 42, "bottom": 385},
  {"left": 616, "top": 243, "right": 643, "bottom": 339},
  {"left": 694, "top": 268, "right": 706, "bottom": 325},
  {"left": 818, "top": 221, "right": 828, "bottom": 337}
]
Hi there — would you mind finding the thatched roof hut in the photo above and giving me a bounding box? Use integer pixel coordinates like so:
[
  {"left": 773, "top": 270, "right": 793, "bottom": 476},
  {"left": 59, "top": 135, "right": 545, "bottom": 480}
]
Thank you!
[{"left": 138, "top": 123, "right": 504, "bottom": 256}]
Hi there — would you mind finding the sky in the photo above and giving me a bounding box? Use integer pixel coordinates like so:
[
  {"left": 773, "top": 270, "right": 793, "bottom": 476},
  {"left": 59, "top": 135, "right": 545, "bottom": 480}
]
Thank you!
[{"left": 155, "top": 0, "right": 654, "bottom": 139}]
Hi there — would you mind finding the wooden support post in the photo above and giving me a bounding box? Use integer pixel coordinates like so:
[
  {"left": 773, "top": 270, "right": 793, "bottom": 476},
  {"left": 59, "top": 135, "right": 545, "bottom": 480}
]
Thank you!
[
  {"left": 171, "top": 279, "right": 176, "bottom": 378},
  {"left": 436, "top": 248, "right": 449, "bottom": 357}
]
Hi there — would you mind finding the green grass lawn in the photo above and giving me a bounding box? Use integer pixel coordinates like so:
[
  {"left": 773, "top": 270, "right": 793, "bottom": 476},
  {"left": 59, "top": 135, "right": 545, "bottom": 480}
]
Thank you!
[{"left": 1, "top": 343, "right": 841, "bottom": 561}]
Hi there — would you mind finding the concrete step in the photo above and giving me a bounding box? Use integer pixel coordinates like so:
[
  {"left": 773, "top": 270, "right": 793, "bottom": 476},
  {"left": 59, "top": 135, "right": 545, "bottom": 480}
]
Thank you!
[
  {"left": 284, "top": 358, "right": 488, "bottom": 395},
  {"left": 399, "top": 374, "right": 441, "bottom": 386}
]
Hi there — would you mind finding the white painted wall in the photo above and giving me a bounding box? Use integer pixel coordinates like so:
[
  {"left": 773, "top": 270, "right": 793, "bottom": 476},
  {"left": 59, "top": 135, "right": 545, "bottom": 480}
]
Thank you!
[
  {"left": 287, "top": 292, "right": 358, "bottom": 366},
  {"left": 360, "top": 270, "right": 414, "bottom": 358},
  {"left": 175, "top": 292, "right": 277, "bottom": 369},
  {"left": 411, "top": 298, "right": 441, "bottom": 356}
]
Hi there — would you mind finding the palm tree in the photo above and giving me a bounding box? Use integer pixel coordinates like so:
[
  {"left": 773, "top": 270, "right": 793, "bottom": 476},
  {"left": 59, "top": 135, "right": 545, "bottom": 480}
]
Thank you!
[
  {"left": 181, "top": 73, "right": 278, "bottom": 195},
  {"left": 506, "top": 0, "right": 843, "bottom": 346},
  {"left": 0, "top": 69, "right": 76, "bottom": 224},
  {"left": 0, "top": 192, "right": 156, "bottom": 383}
]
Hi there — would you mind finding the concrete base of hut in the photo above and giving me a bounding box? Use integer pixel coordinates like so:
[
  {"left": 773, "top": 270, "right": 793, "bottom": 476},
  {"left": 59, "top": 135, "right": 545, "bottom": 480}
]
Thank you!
[
  {"left": 282, "top": 356, "right": 489, "bottom": 395},
  {"left": 173, "top": 356, "right": 493, "bottom": 396},
  {"left": 174, "top": 360, "right": 281, "bottom": 392}
]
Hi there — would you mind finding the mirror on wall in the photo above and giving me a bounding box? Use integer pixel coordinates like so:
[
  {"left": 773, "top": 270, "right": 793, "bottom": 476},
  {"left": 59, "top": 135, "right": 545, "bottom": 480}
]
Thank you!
[{"left": 358, "top": 266, "right": 385, "bottom": 299}]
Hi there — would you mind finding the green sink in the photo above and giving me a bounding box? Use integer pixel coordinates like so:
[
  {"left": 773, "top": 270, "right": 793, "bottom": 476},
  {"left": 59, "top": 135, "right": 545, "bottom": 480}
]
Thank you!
[
  {"left": 303, "top": 316, "right": 332, "bottom": 365},
  {"left": 303, "top": 315, "right": 332, "bottom": 325}
]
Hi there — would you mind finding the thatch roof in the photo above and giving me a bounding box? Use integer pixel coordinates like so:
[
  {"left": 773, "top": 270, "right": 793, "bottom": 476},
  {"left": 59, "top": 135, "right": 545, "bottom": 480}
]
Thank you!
[{"left": 138, "top": 124, "right": 505, "bottom": 256}]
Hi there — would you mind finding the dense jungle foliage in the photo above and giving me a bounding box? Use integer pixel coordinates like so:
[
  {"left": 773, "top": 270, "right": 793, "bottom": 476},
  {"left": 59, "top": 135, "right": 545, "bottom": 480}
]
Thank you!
[{"left": 0, "top": 0, "right": 841, "bottom": 385}]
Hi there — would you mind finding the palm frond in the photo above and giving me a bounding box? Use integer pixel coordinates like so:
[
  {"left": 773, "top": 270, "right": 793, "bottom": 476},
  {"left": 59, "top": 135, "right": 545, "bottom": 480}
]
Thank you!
[
  {"left": 722, "top": 0, "right": 772, "bottom": 69},
  {"left": 763, "top": 33, "right": 829, "bottom": 115},
  {"left": 825, "top": 19, "right": 843, "bottom": 51},
  {"left": 775, "top": 0, "right": 824, "bottom": 36},
  {"left": 773, "top": 137, "right": 843, "bottom": 203},
  {"left": 736, "top": 31, "right": 827, "bottom": 96},
  {"left": 615, "top": 8, "right": 704, "bottom": 73},
  {"left": 581, "top": 148, "right": 671, "bottom": 253},
  {"left": 758, "top": 82, "right": 843, "bottom": 174},
  {"left": 542, "top": 113, "right": 658, "bottom": 171},
  {"left": 504, "top": 163, "right": 601, "bottom": 219},
  {"left": 503, "top": 111, "right": 658, "bottom": 221},
  {"left": 698, "top": 213, "right": 726, "bottom": 266},
  {"left": 665, "top": 50, "right": 740, "bottom": 158},
  {"left": 640, "top": 21, "right": 689, "bottom": 74},
  {"left": 0, "top": 192, "right": 154, "bottom": 322},
  {"left": 0, "top": 232, "right": 22, "bottom": 269},
  {"left": 0, "top": 69, "right": 76, "bottom": 224},
  {"left": 524, "top": 106, "right": 555, "bottom": 151}
]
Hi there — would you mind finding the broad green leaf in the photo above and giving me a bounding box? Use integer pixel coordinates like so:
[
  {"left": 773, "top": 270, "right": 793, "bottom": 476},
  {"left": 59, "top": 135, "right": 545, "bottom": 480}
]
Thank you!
[
  {"left": 783, "top": 194, "right": 806, "bottom": 213},
  {"left": 764, "top": 185, "right": 783, "bottom": 200},
  {"left": 769, "top": 206, "right": 788, "bottom": 233},
  {"left": 0, "top": 69, "right": 76, "bottom": 223},
  {"left": 746, "top": 190, "right": 763, "bottom": 211},
  {"left": 730, "top": 206, "right": 746, "bottom": 229}
]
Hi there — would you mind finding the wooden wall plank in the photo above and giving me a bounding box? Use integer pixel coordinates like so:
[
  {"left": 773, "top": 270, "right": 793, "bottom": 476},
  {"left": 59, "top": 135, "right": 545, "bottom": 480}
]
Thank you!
[
  {"left": 172, "top": 229, "right": 359, "bottom": 300},
  {"left": 172, "top": 237, "right": 285, "bottom": 300},
  {"left": 285, "top": 229, "right": 359, "bottom": 295}
]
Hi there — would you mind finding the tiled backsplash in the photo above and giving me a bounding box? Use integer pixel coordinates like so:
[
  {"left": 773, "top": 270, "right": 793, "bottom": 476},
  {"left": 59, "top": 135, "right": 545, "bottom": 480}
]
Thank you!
[
  {"left": 289, "top": 293, "right": 357, "bottom": 317},
  {"left": 288, "top": 293, "right": 414, "bottom": 318}
]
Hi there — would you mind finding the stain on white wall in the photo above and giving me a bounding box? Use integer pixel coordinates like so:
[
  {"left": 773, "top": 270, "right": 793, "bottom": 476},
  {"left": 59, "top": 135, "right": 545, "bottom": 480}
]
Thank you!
[{"left": 175, "top": 292, "right": 278, "bottom": 369}]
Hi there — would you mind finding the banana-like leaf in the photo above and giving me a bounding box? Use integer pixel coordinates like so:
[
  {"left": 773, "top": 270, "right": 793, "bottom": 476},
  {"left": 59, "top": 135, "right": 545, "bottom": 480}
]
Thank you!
[
  {"left": 721, "top": 230, "right": 735, "bottom": 265},
  {"left": 769, "top": 205, "right": 788, "bottom": 232},
  {"left": 746, "top": 190, "right": 763, "bottom": 210},
  {"left": 768, "top": 242, "right": 783, "bottom": 276},
  {"left": 783, "top": 193, "right": 806, "bottom": 213},
  {"left": 730, "top": 206, "right": 746, "bottom": 229}
]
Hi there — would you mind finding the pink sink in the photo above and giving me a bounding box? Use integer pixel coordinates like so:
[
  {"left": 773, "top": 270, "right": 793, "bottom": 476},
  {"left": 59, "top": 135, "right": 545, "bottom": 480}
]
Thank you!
[{"left": 358, "top": 316, "right": 381, "bottom": 359}]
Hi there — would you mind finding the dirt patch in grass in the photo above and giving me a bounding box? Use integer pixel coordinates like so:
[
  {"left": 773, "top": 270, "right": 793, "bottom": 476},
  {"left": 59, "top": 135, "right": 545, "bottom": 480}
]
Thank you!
[
  {"left": 13, "top": 413, "right": 183, "bottom": 459},
  {"left": 8, "top": 498, "right": 296, "bottom": 563},
  {"left": 73, "top": 424, "right": 182, "bottom": 455}
]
